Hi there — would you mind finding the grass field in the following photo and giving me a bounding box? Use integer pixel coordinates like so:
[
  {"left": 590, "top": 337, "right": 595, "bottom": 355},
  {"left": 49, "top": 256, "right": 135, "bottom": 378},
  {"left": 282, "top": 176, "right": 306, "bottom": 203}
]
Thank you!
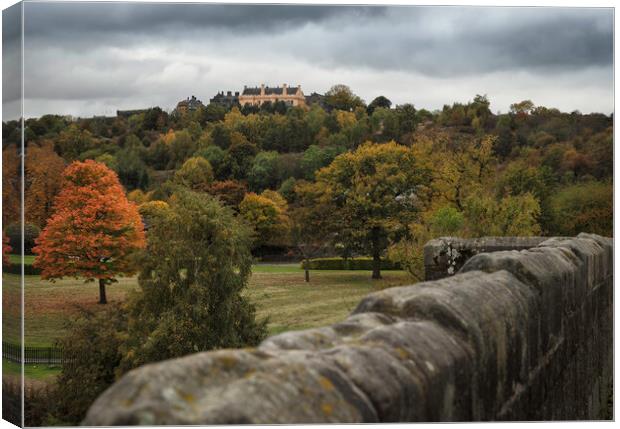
[
  {"left": 8, "top": 254, "right": 36, "bottom": 264},
  {"left": 3, "top": 263, "right": 412, "bottom": 381},
  {"left": 2, "top": 358, "right": 61, "bottom": 380},
  {"left": 4, "top": 264, "right": 411, "bottom": 347}
]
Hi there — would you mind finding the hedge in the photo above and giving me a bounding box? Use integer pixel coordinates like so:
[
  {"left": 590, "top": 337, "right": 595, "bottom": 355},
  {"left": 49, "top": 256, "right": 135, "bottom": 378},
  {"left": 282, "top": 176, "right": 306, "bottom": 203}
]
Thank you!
[
  {"left": 3, "top": 255, "right": 42, "bottom": 275},
  {"left": 301, "top": 257, "right": 402, "bottom": 271}
]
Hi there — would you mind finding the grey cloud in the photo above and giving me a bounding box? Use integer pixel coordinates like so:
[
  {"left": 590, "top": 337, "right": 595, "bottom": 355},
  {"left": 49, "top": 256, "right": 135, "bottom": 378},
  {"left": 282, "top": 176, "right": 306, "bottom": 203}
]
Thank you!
[
  {"left": 295, "top": 7, "right": 613, "bottom": 76},
  {"left": 9, "top": 3, "right": 614, "bottom": 118},
  {"left": 22, "top": 4, "right": 612, "bottom": 77},
  {"left": 3, "top": 2, "right": 22, "bottom": 114}
]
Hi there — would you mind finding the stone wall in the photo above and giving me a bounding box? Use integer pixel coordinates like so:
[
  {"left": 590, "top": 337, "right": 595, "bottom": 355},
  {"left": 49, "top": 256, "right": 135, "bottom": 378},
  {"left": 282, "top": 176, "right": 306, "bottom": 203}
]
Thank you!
[
  {"left": 424, "top": 236, "right": 548, "bottom": 280},
  {"left": 83, "top": 233, "right": 613, "bottom": 424}
]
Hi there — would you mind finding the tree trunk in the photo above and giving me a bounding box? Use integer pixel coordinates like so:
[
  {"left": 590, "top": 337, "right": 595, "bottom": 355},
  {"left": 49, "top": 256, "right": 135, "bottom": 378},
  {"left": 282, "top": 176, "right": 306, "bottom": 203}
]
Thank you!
[
  {"left": 305, "top": 268, "right": 310, "bottom": 282},
  {"left": 99, "top": 279, "right": 107, "bottom": 304},
  {"left": 372, "top": 252, "right": 382, "bottom": 280},
  {"left": 371, "top": 229, "right": 382, "bottom": 280}
]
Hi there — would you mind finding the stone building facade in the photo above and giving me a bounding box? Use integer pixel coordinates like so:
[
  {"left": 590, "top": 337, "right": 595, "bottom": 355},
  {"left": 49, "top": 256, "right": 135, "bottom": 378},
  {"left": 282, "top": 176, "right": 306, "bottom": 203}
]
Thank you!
[
  {"left": 176, "top": 95, "right": 204, "bottom": 114},
  {"left": 209, "top": 91, "right": 240, "bottom": 108},
  {"left": 238, "top": 84, "right": 306, "bottom": 107}
]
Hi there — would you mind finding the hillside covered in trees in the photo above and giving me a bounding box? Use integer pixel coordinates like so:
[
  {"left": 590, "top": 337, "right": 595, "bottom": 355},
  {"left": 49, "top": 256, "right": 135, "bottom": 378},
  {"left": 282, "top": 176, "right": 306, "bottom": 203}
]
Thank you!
[{"left": 3, "top": 85, "right": 613, "bottom": 279}]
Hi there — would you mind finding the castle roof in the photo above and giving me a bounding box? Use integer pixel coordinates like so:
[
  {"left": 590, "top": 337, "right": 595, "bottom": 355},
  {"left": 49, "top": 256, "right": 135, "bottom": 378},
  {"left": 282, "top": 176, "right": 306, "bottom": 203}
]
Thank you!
[{"left": 242, "top": 85, "right": 300, "bottom": 96}]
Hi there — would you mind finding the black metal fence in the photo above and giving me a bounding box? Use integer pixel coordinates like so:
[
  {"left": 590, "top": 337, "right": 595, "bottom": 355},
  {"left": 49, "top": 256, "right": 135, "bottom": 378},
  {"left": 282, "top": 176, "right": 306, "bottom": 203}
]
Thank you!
[{"left": 2, "top": 341, "right": 64, "bottom": 365}]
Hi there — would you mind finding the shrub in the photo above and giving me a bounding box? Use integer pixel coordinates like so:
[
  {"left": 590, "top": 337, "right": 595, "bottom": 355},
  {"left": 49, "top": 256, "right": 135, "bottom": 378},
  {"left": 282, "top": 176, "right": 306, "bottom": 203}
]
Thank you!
[
  {"left": 49, "top": 304, "right": 128, "bottom": 425},
  {"left": 301, "top": 257, "right": 401, "bottom": 271}
]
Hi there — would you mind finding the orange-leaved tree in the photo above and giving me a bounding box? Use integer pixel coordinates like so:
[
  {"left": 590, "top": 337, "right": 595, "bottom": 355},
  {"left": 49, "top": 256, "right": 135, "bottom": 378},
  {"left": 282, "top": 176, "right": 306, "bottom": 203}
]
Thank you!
[
  {"left": 25, "top": 140, "right": 66, "bottom": 228},
  {"left": 33, "top": 160, "right": 146, "bottom": 304}
]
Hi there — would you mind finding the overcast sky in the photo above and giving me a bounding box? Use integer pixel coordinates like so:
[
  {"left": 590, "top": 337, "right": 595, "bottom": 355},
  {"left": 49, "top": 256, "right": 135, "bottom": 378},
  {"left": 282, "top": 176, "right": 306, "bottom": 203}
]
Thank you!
[{"left": 2, "top": 2, "right": 614, "bottom": 119}]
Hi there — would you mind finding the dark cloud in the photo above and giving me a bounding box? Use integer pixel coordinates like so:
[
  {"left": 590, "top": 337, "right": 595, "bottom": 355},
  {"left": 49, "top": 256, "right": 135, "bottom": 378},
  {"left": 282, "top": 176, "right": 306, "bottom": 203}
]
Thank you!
[
  {"left": 23, "top": 3, "right": 386, "bottom": 38},
  {"left": 2, "top": 2, "right": 22, "bottom": 120},
  {"left": 5, "top": 3, "right": 613, "bottom": 118}
]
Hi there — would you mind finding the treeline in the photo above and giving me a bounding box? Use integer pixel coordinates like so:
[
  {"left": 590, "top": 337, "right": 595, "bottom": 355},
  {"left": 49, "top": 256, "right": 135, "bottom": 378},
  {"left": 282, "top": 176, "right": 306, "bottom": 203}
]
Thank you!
[{"left": 2, "top": 85, "right": 613, "bottom": 270}]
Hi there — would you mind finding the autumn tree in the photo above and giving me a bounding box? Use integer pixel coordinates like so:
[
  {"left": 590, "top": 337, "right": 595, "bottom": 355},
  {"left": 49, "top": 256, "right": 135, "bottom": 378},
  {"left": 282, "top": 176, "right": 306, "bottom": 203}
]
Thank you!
[
  {"left": 138, "top": 200, "right": 171, "bottom": 231},
  {"left": 3, "top": 232, "right": 11, "bottom": 266},
  {"left": 549, "top": 181, "right": 612, "bottom": 237},
  {"left": 325, "top": 84, "right": 366, "bottom": 111},
  {"left": 463, "top": 193, "right": 541, "bottom": 237},
  {"left": 306, "top": 141, "right": 431, "bottom": 279},
  {"left": 33, "top": 160, "right": 146, "bottom": 304},
  {"left": 207, "top": 180, "right": 248, "bottom": 208},
  {"left": 119, "top": 189, "right": 267, "bottom": 371},
  {"left": 174, "top": 156, "right": 214, "bottom": 191},
  {"left": 290, "top": 182, "right": 334, "bottom": 282},
  {"left": 412, "top": 134, "right": 497, "bottom": 210},
  {"left": 239, "top": 192, "right": 290, "bottom": 249},
  {"left": 25, "top": 140, "right": 66, "bottom": 228},
  {"left": 2, "top": 145, "right": 21, "bottom": 227},
  {"left": 387, "top": 203, "right": 466, "bottom": 282},
  {"left": 510, "top": 100, "right": 535, "bottom": 116}
]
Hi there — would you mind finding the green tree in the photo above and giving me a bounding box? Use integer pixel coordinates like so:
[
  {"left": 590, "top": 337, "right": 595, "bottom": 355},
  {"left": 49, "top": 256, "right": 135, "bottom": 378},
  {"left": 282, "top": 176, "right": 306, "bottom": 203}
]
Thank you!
[
  {"left": 367, "top": 96, "right": 392, "bottom": 115},
  {"left": 248, "top": 151, "right": 281, "bottom": 192},
  {"left": 429, "top": 206, "right": 465, "bottom": 236},
  {"left": 220, "top": 140, "right": 259, "bottom": 181},
  {"left": 196, "top": 144, "right": 226, "bottom": 180},
  {"left": 55, "top": 124, "right": 94, "bottom": 161},
  {"left": 174, "top": 156, "right": 214, "bottom": 191},
  {"left": 497, "top": 160, "right": 555, "bottom": 232},
  {"left": 278, "top": 177, "right": 297, "bottom": 202},
  {"left": 119, "top": 190, "right": 267, "bottom": 372},
  {"left": 211, "top": 123, "right": 232, "bottom": 149},
  {"left": 116, "top": 147, "right": 149, "bottom": 191},
  {"left": 300, "top": 145, "right": 344, "bottom": 180},
  {"left": 395, "top": 103, "right": 418, "bottom": 139},
  {"left": 48, "top": 304, "right": 128, "bottom": 425},
  {"left": 324, "top": 84, "right": 365, "bottom": 111},
  {"left": 308, "top": 141, "right": 430, "bottom": 279},
  {"left": 239, "top": 192, "right": 290, "bottom": 248},
  {"left": 548, "top": 181, "right": 612, "bottom": 237},
  {"left": 168, "top": 129, "right": 196, "bottom": 168},
  {"left": 510, "top": 99, "right": 535, "bottom": 116},
  {"left": 463, "top": 193, "right": 541, "bottom": 237}
]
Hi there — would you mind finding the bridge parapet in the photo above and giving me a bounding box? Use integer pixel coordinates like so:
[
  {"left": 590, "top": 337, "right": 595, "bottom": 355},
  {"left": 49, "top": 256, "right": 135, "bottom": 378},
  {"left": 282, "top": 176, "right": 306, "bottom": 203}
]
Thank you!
[
  {"left": 423, "top": 236, "right": 549, "bottom": 280},
  {"left": 83, "top": 233, "right": 613, "bottom": 424}
]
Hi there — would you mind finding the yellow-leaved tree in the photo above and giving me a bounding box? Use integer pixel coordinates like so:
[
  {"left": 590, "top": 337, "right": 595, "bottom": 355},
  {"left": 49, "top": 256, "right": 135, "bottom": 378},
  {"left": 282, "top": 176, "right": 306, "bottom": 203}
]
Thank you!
[{"left": 299, "top": 141, "right": 431, "bottom": 279}]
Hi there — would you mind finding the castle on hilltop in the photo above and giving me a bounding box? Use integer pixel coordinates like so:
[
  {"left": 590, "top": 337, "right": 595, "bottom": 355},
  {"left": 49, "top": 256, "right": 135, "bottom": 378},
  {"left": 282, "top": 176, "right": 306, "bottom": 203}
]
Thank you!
[
  {"left": 238, "top": 83, "right": 306, "bottom": 107},
  {"left": 177, "top": 84, "right": 324, "bottom": 112},
  {"left": 176, "top": 95, "right": 204, "bottom": 114}
]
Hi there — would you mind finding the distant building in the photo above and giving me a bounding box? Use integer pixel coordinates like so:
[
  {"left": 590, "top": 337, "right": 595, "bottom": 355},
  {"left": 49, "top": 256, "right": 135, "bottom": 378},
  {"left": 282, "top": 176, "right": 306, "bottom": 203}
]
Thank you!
[
  {"left": 117, "top": 109, "right": 149, "bottom": 118},
  {"left": 239, "top": 84, "right": 306, "bottom": 107},
  {"left": 209, "top": 91, "right": 240, "bottom": 108},
  {"left": 176, "top": 95, "right": 204, "bottom": 114}
]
